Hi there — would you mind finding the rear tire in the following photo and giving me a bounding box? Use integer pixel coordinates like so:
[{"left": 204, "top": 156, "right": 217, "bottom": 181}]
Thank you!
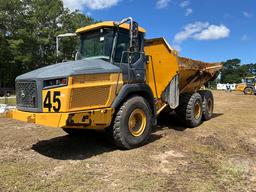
[
  {"left": 199, "top": 90, "right": 214, "bottom": 121},
  {"left": 175, "top": 92, "right": 203, "bottom": 128},
  {"left": 244, "top": 87, "right": 254, "bottom": 95},
  {"left": 112, "top": 96, "right": 152, "bottom": 149}
]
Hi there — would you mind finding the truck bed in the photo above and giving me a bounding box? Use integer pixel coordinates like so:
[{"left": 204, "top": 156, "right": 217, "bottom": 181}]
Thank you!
[
  {"left": 144, "top": 38, "right": 222, "bottom": 97},
  {"left": 178, "top": 57, "right": 222, "bottom": 93}
]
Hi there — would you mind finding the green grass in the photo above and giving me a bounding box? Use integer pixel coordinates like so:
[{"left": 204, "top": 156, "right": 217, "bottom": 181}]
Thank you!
[{"left": 0, "top": 97, "right": 16, "bottom": 106}]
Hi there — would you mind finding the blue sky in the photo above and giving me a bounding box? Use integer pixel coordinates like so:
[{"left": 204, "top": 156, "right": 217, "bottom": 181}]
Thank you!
[{"left": 63, "top": 0, "right": 256, "bottom": 64}]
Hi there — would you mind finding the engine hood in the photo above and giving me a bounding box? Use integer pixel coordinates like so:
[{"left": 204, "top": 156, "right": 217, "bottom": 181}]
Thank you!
[{"left": 16, "top": 59, "right": 120, "bottom": 81}]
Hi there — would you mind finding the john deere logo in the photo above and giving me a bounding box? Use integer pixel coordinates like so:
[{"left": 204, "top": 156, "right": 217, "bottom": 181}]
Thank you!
[{"left": 21, "top": 90, "right": 25, "bottom": 98}]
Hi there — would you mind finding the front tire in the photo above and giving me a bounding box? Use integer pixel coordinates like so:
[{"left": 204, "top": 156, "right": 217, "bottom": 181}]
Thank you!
[
  {"left": 112, "top": 96, "right": 152, "bottom": 149},
  {"left": 175, "top": 92, "right": 203, "bottom": 128}
]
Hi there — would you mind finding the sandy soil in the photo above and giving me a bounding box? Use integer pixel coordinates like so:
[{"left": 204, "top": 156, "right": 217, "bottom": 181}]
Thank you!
[{"left": 0, "top": 91, "right": 255, "bottom": 192}]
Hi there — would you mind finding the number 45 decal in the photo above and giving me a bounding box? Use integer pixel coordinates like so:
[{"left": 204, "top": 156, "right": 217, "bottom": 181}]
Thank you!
[{"left": 43, "top": 91, "right": 61, "bottom": 112}]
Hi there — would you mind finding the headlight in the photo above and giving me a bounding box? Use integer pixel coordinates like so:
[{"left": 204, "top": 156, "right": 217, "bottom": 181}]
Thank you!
[{"left": 43, "top": 77, "right": 68, "bottom": 89}]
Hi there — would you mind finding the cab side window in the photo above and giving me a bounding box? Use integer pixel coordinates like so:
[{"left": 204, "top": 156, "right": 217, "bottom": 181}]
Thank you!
[
  {"left": 114, "top": 31, "right": 141, "bottom": 63},
  {"left": 114, "top": 31, "right": 129, "bottom": 63}
]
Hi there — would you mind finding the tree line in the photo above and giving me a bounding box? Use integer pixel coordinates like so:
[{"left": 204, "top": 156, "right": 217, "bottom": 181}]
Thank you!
[
  {"left": 221, "top": 59, "right": 256, "bottom": 84},
  {"left": 0, "top": 0, "right": 94, "bottom": 88},
  {"left": 0, "top": 0, "right": 255, "bottom": 88}
]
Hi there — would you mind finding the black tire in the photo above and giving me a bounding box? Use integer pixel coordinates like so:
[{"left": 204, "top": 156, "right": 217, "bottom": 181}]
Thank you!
[
  {"left": 112, "top": 96, "right": 152, "bottom": 149},
  {"left": 175, "top": 92, "right": 203, "bottom": 128},
  {"left": 62, "top": 128, "right": 94, "bottom": 136},
  {"left": 199, "top": 90, "right": 214, "bottom": 121},
  {"left": 244, "top": 87, "right": 254, "bottom": 95}
]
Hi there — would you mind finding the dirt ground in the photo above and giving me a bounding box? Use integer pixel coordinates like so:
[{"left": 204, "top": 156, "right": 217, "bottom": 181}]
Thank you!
[{"left": 0, "top": 91, "right": 256, "bottom": 192}]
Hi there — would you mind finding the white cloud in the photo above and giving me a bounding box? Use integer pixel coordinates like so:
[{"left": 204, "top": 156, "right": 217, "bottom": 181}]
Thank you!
[
  {"left": 173, "top": 22, "right": 230, "bottom": 50},
  {"left": 172, "top": 44, "right": 181, "bottom": 52},
  {"left": 243, "top": 11, "right": 253, "bottom": 18},
  {"left": 84, "top": 0, "right": 120, "bottom": 9},
  {"left": 193, "top": 25, "right": 230, "bottom": 40},
  {"left": 185, "top": 8, "right": 193, "bottom": 16},
  {"left": 63, "top": 0, "right": 83, "bottom": 11},
  {"left": 156, "top": 0, "right": 171, "bottom": 9},
  {"left": 62, "top": 0, "right": 121, "bottom": 11},
  {"left": 180, "top": 0, "right": 190, "bottom": 8},
  {"left": 179, "top": 1, "right": 192, "bottom": 16},
  {"left": 174, "top": 22, "right": 209, "bottom": 43}
]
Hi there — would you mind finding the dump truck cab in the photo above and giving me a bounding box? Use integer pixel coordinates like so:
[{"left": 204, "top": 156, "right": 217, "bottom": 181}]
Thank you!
[
  {"left": 8, "top": 17, "right": 222, "bottom": 149},
  {"left": 76, "top": 20, "right": 147, "bottom": 82}
]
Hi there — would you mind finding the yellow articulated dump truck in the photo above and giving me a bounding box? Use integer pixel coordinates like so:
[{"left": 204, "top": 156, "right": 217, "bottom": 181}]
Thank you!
[
  {"left": 236, "top": 76, "right": 256, "bottom": 95},
  {"left": 6, "top": 17, "right": 222, "bottom": 149}
]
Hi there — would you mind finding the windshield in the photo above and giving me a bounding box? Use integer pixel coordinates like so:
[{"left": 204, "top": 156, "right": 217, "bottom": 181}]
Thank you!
[
  {"left": 246, "top": 78, "right": 255, "bottom": 84},
  {"left": 80, "top": 28, "right": 114, "bottom": 60}
]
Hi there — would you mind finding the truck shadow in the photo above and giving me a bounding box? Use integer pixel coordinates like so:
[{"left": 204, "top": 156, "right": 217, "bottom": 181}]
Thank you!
[
  {"left": 32, "top": 131, "right": 162, "bottom": 160},
  {"left": 155, "top": 112, "right": 224, "bottom": 132},
  {"left": 32, "top": 112, "right": 222, "bottom": 160}
]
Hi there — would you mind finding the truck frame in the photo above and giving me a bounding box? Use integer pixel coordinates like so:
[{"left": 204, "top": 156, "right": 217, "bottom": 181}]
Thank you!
[{"left": 7, "top": 17, "right": 222, "bottom": 149}]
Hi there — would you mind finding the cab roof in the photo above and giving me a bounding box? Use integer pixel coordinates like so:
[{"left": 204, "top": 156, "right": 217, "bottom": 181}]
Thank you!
[{"left": 76, "top": 21, "right": 146, "bottom": 34}]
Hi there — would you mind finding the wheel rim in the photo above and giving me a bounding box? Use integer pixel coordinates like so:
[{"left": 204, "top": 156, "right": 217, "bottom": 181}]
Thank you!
[
  {"left": 245, "top": 88, "right": 253, "bottom": 95},
  {"left": 207, "top": 99, "right": 213, "bottom": 114},
  {"left": 128, "top": 109, "right": 146, "bottom": 137},
  {"left": 194, "top": 101, "right": 201, "bottom": 120}
]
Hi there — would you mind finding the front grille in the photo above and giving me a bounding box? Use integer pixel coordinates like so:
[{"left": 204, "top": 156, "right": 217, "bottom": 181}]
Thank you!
[
  {"left": 70, "top": 86, "right": 110, "bottom": 109},
  {"left": 16, "top": 81, "right": 38, "bottom": 108}
]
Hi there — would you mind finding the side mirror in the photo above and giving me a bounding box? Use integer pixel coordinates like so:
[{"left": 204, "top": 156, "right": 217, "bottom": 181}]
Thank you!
[
  {"left": 132, "top": 21, "right": 139, "bottom": 39},
  {"left": 130, "top": 21, "right": 139, "bottom": 52}
]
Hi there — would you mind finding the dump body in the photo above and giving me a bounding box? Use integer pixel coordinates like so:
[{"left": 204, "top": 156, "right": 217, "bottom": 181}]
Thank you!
[
  {"left": 144, "top": 38, "right": 179, "bottom": 99},
  {"left": 178, "top": 57, "right": 222, "bottom": 93},
  {"left": 145, "top": 38, "right": 222, "bottom": 99}
]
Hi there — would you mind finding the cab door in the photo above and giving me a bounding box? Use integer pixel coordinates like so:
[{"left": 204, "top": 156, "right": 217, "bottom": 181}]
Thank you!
[{"left": 113, "top": 30, "right": 145, "bottom": 83}]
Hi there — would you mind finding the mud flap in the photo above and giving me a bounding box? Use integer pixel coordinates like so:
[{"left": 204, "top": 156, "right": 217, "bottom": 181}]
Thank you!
[{"left": 162, "top": 74, "right": 179, "bottom": 109}]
